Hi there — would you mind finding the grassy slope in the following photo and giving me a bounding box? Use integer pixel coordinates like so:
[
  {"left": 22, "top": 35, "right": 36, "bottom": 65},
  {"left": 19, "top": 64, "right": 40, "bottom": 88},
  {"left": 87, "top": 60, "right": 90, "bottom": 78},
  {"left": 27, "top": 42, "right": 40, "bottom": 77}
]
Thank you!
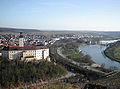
[
  {"left": 62, "top": 49, "right": 83, "bottom": 59},
  {"left": 114, "top": 47, "right": 120, "bottom": 59},
  {"left": 104, "top": 41, "right": 120, "bottom": 62},
  {"left": 105, "top": 46, "right": 120, "bottom": 62}
]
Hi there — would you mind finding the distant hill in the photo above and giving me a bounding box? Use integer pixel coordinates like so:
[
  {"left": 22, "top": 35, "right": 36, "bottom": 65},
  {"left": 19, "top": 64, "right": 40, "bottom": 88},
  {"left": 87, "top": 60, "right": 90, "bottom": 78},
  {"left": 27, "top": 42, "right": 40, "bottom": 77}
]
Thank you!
[
  {"left": 0, "top": 27, "right": 41, "bottom": 33},
  {"left": 93, "top": 31, "right": 120, "bottom": 37}
]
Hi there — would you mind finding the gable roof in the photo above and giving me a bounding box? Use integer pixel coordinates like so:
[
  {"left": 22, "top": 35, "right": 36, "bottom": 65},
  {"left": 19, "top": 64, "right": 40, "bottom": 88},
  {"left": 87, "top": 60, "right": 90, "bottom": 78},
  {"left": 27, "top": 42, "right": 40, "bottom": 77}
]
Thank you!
[{"left": 2, "top": 45, "right": 48, "bottom": 51}]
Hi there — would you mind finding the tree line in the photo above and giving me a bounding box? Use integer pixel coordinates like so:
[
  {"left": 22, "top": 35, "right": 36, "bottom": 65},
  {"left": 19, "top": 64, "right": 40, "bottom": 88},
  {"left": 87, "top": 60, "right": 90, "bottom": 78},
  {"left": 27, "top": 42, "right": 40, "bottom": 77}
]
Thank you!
[{"left": 0, "top": 57, "right": 67, "bottom": 88}]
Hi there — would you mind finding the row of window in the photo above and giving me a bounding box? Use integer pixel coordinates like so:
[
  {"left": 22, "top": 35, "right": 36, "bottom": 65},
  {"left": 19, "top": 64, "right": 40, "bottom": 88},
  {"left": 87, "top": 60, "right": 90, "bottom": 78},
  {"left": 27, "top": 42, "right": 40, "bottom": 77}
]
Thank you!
[
  {"left": 23, "top": 53, "right": 36, "bottom": 57},
  {"left": 27, "top": 50, "right": 36, "bottom": 52}
]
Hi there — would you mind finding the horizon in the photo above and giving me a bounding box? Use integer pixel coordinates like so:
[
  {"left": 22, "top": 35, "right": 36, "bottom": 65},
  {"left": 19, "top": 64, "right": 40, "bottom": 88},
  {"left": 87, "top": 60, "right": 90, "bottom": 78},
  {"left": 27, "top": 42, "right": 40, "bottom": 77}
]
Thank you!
[
  {"left": 1, "top": 27, "right": 120, "bottom": 32},
  {"left": 0, "top": 0, "right": 120, "bottom": 31}
]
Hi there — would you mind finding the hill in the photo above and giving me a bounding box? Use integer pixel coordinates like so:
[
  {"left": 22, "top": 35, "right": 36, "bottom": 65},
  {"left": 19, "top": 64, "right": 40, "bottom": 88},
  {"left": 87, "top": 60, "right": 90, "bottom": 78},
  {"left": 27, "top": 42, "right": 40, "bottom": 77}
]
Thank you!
[
  {"left": 0, "top": 27, "right": 41, "bottom": 33},
  {"left": 104, "top": 41, "right": 120, "bottom": 62},
  {"left": 0, "top": 57, "right": 67, "bottom": 88}
]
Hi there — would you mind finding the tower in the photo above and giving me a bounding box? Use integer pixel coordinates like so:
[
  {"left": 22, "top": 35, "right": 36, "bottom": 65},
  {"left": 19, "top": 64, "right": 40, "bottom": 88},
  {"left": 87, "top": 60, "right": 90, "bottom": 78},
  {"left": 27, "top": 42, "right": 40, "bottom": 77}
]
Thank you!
[{"left": 19, "top": 32, "right": 24, "bottom": 47}]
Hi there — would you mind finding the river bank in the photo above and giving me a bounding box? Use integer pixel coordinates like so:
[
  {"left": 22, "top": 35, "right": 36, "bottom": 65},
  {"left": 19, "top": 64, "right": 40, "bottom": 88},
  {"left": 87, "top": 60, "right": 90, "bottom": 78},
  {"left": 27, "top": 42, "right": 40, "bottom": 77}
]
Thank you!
[
  {"left": 104, "top": 49, "right": 120, "bottom": 63},
  {"left": 80, "top": 45, "right": 120, "bottom": 69},
  {"left": 104, "top": 41, "right": 120, "bottom": 63},
  {"left": 49, "top": 39, "right": 120, "bottom": 89}
]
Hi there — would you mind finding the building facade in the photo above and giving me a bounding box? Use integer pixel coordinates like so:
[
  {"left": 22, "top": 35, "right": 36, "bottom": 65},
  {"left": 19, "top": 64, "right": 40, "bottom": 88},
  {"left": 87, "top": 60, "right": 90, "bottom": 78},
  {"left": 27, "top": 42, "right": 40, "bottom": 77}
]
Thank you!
[{"left": 2, "top": 46, "right": 49, "bottom": 61}]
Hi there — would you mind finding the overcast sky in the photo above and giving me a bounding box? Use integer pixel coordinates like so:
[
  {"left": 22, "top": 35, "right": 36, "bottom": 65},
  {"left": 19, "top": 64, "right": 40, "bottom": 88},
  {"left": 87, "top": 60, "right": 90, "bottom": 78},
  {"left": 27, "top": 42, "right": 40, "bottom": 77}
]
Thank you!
[{"left": 0, "top": 0, "right": 120, "bottom": 31}]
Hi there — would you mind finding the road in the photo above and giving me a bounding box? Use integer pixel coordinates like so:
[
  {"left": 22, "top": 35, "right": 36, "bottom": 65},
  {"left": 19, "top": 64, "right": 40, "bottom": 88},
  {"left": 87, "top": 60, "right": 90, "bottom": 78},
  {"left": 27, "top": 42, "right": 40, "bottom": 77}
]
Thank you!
[{"left": 57, "top": 47, "right": 107, "bottom": 74}]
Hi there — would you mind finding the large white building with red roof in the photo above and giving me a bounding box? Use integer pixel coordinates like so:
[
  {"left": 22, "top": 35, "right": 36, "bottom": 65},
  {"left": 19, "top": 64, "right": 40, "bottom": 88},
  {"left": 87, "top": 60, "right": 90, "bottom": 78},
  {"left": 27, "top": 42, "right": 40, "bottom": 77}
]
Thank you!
[{"left": 1, "top": 33, "right": 49, "bottom": 61}]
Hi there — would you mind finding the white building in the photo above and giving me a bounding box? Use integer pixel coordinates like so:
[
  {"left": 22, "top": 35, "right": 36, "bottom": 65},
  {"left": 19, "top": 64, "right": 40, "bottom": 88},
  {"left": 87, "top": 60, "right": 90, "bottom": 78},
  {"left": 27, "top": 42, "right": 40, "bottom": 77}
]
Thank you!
[
  {"left": 1, "top": 32, "right": 50, "bottom": 61},
  {"left": 2, "top": 46, "right": 49, "bottom": 61},
  {"left": 99, "top": 40, "right": 118, "bottom": 45}
]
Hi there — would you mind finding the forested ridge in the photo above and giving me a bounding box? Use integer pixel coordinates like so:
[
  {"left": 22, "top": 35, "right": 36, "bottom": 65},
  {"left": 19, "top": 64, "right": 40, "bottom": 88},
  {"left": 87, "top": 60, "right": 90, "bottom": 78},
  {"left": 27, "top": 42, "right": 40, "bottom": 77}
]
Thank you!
[
  {"left": 104, "top": 41, "right": 120, "bottom": 62},
  {"left": 0, "top": 57, "right": 67, "bottom": 88}
]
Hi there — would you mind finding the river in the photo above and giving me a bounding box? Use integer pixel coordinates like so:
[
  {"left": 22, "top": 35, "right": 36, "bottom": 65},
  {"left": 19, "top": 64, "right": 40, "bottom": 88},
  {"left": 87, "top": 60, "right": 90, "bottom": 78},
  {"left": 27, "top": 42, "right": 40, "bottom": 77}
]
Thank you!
[{"left": 80, "top": 45, "right": 120, "bottom": 69}]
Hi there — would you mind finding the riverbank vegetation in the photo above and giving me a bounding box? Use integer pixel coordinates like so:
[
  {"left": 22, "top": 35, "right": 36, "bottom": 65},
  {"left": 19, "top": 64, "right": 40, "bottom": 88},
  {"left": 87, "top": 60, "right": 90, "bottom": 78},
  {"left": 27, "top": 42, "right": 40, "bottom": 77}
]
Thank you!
[
  {"left": 104, "top": 41, "right": 120, "bottom": 62},
  {"left": 0, "top": 57, "right": 67, "bottom": 88},
  {"left": 49, "top": 39, "right": 120, "bottom": 89},
  {"left": 61, "top": 39, "right": 94, "bottom": 65},
  {"left": 50, "top": 39, "right": 107, "bottom": 79}
]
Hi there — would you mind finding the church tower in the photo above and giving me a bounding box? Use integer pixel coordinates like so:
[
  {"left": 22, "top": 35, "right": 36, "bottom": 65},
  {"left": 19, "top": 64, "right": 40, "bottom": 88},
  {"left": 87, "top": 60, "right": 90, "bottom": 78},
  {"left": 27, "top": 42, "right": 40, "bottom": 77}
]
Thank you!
[{"left": 19, "top": 32, "right": 24, "bottom": 47}]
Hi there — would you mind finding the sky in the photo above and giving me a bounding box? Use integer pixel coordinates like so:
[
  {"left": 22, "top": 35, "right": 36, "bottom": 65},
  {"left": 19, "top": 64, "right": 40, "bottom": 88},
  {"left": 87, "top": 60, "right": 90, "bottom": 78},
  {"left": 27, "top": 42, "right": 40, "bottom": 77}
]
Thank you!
[{"left": 0, "top": 0, "right": 120, "bottom": 31}]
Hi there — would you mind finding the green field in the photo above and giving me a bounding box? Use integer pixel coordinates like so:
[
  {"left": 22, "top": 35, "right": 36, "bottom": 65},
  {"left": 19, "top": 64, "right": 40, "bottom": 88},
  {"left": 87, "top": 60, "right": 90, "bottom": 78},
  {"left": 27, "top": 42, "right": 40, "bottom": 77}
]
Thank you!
[
  {"left": 114, "top": 47, "right": 120, "bottom": 59},
  {"left": 62, "top": 49, "right": 83, "bottom": 59},
  {"left": 104, "top": 41, "right": 120, "bottom": 62}
]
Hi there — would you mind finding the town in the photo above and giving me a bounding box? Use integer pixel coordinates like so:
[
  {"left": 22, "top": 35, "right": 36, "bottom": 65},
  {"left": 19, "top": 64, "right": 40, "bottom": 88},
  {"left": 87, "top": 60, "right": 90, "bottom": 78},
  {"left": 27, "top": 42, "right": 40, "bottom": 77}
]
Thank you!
[
  {"left": 1, "top": 0, "right": 120, "bottom": 88},
  {"left": 0, "top": 28, "right": 120, "bottom": 89}
]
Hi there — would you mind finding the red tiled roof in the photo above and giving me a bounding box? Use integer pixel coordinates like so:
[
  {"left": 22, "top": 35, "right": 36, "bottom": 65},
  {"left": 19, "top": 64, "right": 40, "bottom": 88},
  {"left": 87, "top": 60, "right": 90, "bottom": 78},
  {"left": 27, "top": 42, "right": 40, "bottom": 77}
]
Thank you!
[
  {"left": 2, "top": 45, "right": 48, "bottom": 51},
  {"left": 2, "top": 44, "right": 7, "bottom": 46}
]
